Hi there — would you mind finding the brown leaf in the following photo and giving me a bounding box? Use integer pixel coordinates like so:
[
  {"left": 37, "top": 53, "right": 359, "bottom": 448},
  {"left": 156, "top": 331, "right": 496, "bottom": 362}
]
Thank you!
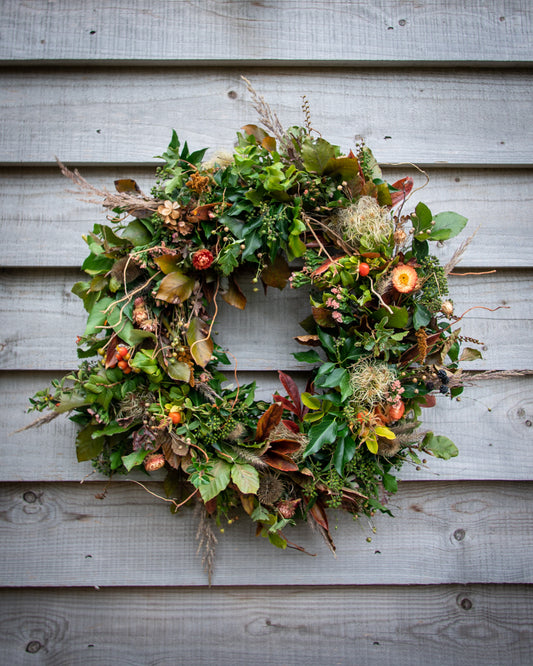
[
  {"left": 204, "top": 498, "right": 218, "bottom": 514},
  {"left": 420, "top": 394, "right": 437, "bottom": 408},
  {"left": 171, "top": 437, "right": 190, "bottom": 457},
  {"left": 312, "top": 306, "right": 336, "bottom": 328},
  {"left": 156, "top": 270, "right": 195, "bottom": 304},
  {"left": 310, "top": 255, "right": 346, "bottom": 278},
  {"left": 154, "top": 255, "right": 181, "bottom": 275},
  {"left": 186, "top": 317, "right": 214, "bottom": 368},
  {"left": 188, "top": 203, "right": 218, "bottom": 222},
  {"left": 261, "top": 254, "right": 292, "bottom": 290},
  {"left": 255, "top": 403, "right": 284, "bottom": 442},
  {"left": 162, "top": 438, "right": 181, "bottom": 470},
  {"left": 114, "top": 178, "right": 140, "bottom": 193},
  {"left": 261, "top": 136, "right": 277, "bottom": 152},
  {"left": 269, "top": 439, "right": 302, "bottom": 455},
  {"left": 104, "top": 333, "right": 119, "bottom": 369},
  {"left": 240, "top": 494, "right": 255, "bottom": 515},
  {"left": 262, "top": 452, "right": 299, "bottom": 472},
  {"left": 242, "top": 124, "right": 269, "bottom": 142},
  {"left": 308, "top": 498, "right": 329, "bottom": 531},
  {"left": 278, "top": 370, "right": 302, "bottom": 420},
  {"left": 294, "top": 334, "right": 320, "bottom": 347},
  {"left": 221, "top": 277, "right": 247, "bottom": 310},
  {"left": 390, "top": 177, "right": 414, "bottom": 206}
]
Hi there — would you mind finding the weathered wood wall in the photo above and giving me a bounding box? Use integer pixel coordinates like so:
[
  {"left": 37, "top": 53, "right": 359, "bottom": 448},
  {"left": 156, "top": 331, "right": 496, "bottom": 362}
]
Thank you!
[{"left": 1, "top": 1, "right": 532, "bottom": 664}]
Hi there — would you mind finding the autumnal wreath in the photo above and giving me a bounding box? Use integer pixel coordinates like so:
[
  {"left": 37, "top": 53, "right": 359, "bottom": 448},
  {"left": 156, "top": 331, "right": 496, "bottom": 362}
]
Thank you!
[{"left": 29, "top": 82, "right": 489, "bottom": 578}]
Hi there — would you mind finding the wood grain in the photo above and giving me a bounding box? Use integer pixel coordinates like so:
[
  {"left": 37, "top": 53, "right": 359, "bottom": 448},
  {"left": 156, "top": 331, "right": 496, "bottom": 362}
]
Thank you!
[
  {"left": 1, "top": 0, "right": 531, "bottom": 65},
  {"left": 2, "top": 372, "right": 532, "bottom": 482},
  {"left": 2, "top": 166, "right": 532, "bottom": 268},
  {"left": 0, "top": 268, "right": 529, "bottom": 371},
  {"left": 0, "top": 585, "right": 531, "bottom": 666},
  {"left": 0, "top": 480, "right": 531, "bottom": 586},
  {"left": 1, "top": 69, "right": 531, "bottom": 166}
]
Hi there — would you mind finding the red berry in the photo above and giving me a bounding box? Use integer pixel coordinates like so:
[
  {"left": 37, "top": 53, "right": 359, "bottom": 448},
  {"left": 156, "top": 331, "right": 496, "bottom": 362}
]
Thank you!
[{"left": 358, "top": 262, "right": 370, "bottom": 277}]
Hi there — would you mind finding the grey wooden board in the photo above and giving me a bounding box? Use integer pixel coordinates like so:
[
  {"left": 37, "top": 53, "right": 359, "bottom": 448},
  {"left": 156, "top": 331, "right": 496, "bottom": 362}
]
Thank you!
[
  {"left": 2, "top": 166, "right": 532, "bottom": 268},
  {"left": 0, "top": 480, "right": 531, "bottom": 586},
  {"left": 1, "top": 0, "right": 531, "bottom": 65},
  {"left": 1, "top": 69, "right": 532, "bottom": 166},
  {"left": 2, "top": 372, "right": 532, "bottom": 483},
  {"left": 0, "top": 585, "right": 531, "bottom": 666},
  {"left": 0, "top": 268, "right": 529, "bottom": 371}
]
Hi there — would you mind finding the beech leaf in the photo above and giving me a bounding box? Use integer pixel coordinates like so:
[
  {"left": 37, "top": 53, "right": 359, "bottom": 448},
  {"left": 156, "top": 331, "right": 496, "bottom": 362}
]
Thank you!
[
  {"left": 154, "top": 255, "right": 181, "bottom": 274},
  {"left": 221, "top": 277, "right": 247, "bottom": 310},
  {"left": 199, "top": 459, "right": 232, "bottom": 502},
  {"left": 231, "top": 463, "right": 260, "bottom": 495},
  {"left": 186, "top": 317, "right": 214, "bottom": 368},
  {"left": 114, "top": 178, "right": 140, "bottom": 193},
  {"left": 261, "top": 254, "right": 292, "bottom": 290},
  {"left": 156, "top": 270, "right": 195, "bottom": 304}
]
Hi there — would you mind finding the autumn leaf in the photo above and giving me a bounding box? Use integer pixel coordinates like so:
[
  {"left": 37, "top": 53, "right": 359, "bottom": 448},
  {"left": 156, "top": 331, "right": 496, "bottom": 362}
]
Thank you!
[
  {"left": 261, "top": 452, "right": 299, "bottom": 472},
  {"left": 186, "top": 317, "right": 214, "bottom": 368},
  {"left": 156, "top": 270, "right": 195, "bottom": 304},
  {"left": 261, "top": 254, "right": 292, "bottom": 290},
  {"left": 221, "top": 276, "right": 247, "bottom": 310},
  {"left": 255, "top": 403, "right": 284, "bottom": 442},
  {"left": 154, "top": 255, "right": 181, "bottom": 274},
  {"left": 114, "top": 178, "right": 141, "bottom": 193}
]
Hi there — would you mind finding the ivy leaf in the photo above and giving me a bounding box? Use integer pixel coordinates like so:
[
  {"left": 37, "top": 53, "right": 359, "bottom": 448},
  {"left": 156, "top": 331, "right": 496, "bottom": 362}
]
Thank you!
[
  {"left": 122, "top": 448, "right": 149, "bottom": 472},
  {"left": 84, "top": 297, "right": 114, "bottom": 336},
  {"left": 422, "top": 433, "right": 459, "bottom": 459},
  {"left": 76, "top": 424, "right": 105, "bottom": 462},
  {"left": 382, "top": 471, "right": 398, "bottom": 493},
  {"left": 231, "top": 463, "right": 260, "bottom": 495},
  {"left": 198, "top": 459, "right": 232, "bottom": 502},
  {"left": 304, "top": 418, "right": 338, "bottom": 458},
  {"left": 156, "top": 270, "right": 195, "bottom": 304},
  {"left": 186, "top": 317, "right": 214, "bottom": 368},
  {"left": 413, "top": 303, "right": 432, "bottom": 330}
]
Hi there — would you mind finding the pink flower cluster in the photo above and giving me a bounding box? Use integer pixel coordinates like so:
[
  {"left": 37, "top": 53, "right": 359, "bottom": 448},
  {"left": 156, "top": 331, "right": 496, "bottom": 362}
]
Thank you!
[{"left": 384, "top": 379, "right": 405, "bottom": 408}]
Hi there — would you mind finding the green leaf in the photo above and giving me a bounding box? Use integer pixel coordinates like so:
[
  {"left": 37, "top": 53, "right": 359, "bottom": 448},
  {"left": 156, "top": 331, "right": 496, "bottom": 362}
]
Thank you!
[
  {"left": 82, "top": 253, "right": 114, "bottom": 276},
  {"left": 186, "top": 317, "right": 214, "bottom": 368},
  {"left": 304, "top": 418, "right": 338, "bottom": 457},
  {"left": 156, "top": 270, "right": 195, "bottom": 304},
  {"left": 231, "top": 463, "right": 260, "bottom": 495},
  {"left": 76, "top": 424, "right": 105, "bottom": 462},
  {"left": 198, "top": 459, "right": 232, "bottom": 502},
  {"left": 333, "top": 432, "right": 356, "bottom": 475},
  {"left": 413, "top": 303, "right": 432, "bottom": 330},
  {"left": 268, "top": 531, "right": 287, "bottom": 549},
  {"left": 373, "top": 306, "right": 409, "bottom": 329},
  {"left": 301, "top": 137, "right": 337, "bottom": 175},
  {"left": 84, "top": 297, "right": 114, "bottom": 336},
  {"left": 166, "top": 358, "right": 191, "bottom": 382},
  {"left": 293, "top": 350, "right": 321, "bottom": 364},
  {"left": 339, "top": 371, "right": 352, "bottom": 402},
  {"left": 382, "top": 471, "right": 398, "bottom": 493},
  {"left": 429, "top": 212, "right": 468, "bottom": 241},
  {"left": 122, "top": 448, "right": 149, "bottom": 472},
  {"left": 121, "top": 219, "right": 152, "bottom": 246},
  {"left": 422, "top": 433, "right": 459, "bottom": 459},
  {"left": 301, "top": 392, "right": 321, "bottom": 410},
  {"left": 413, "top": 202, "right": 433, "bottom": 235},
  {"left": 315, "top": 367, "right": 347, "bottom": 389}
]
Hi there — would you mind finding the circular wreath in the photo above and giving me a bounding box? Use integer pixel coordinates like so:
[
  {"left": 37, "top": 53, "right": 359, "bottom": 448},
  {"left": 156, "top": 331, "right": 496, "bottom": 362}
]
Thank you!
[{"left": 30, "top": 86, "right": 483, "bottom": 577}]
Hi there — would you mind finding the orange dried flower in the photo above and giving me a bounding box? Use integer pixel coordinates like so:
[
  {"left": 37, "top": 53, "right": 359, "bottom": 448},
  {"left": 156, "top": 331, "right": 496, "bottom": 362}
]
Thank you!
[
  {"left": 192, "top": 249, "right": 214, "bottom": 270},
  {"left": 391, "top": 264, "right": 418, "bottom": 293}
]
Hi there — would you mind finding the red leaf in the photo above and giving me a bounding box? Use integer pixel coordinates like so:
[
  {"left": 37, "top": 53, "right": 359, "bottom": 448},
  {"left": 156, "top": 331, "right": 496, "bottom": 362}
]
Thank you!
[
  {"left": 204, "top": 498, "right": 218, "bottom": 514},
  {"left": 310, "top": 255, "right": 346, "bottom": 278},
  {"left": 282, "top": 419, "right": 301, "bottom": 434},
  {"left": 420, "top": 394, "right": 437, "bottom": 408},
  {"left": 308, "top": 498, "right": 329, "bottom": 531},
  {"left": 278, "top": 371, "right": 303, "bottom": 421},
  {"left": 255, "top": 403, "right": 284, "bottom": 442},
  {"left": 269, "top": 439, "right": 302, "bottom": 455},
  {"left": 273, "top": 394, "right": 299, "bottom": 416},
  {"left": 262, "top": 452, "right": 299, "bottom": 472},
  {"left": 390, "top": 177, "right": 414, "bottom": 206},
  {"left": 104, "top": 333, "right": 119, "bottom": 369}
]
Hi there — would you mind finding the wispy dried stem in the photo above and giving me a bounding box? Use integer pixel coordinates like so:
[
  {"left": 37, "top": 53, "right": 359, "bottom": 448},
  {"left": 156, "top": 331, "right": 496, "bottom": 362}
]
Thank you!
[
  {"left": 195, "top": 503, "right": 218, "bottom": 586},
  {"left": 444, "top": 225, "right": 480, "bottom": 275}
]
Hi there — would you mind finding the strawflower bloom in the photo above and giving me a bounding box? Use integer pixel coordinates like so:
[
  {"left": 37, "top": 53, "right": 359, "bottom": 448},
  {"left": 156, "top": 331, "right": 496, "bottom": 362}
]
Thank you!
[{"left": 192, "top": 249, "right": 215, "bottom": 270}]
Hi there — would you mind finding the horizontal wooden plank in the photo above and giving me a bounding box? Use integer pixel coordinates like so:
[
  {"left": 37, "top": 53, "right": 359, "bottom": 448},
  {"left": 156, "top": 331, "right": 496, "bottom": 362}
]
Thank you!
[
  {"left": 2, "top": 372, "right": 532, "bottom": 483},
  {"left": 0, "top": 268, "right": 529, "bottom": 371},
  {"left": 1, "top": 0, "right": 531, "bottom": 66},
  {"left": 0, "top": 480, "right": 531, "bottom": 586},
  {"left": 1, "top": 69, "right": 532, "bottom": 166},
  {"left": 2, "top": 166, "right": 532, "bottom": 268},
  {"left": 1, "top": 585, "right": 531, "bottom": 666}
]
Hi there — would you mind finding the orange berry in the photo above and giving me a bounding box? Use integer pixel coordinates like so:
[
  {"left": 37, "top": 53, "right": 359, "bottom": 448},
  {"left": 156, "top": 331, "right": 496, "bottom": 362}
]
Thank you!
[
  {"left": 118, "top": 360, "right": 129, "bottom": 370},
  {"left": 122, "top": 366, "right": 132, "bottom": 374},
  {"left": 168, "top": 411, "right": 182, "bottom": 425},
  {"left": 358, "top": 262, "right": 370, "bottom": 277}
]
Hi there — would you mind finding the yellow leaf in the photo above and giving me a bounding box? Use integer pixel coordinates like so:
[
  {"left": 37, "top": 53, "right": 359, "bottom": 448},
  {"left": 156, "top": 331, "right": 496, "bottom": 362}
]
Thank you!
[
  {"left": 186, "top": 317, "right": 214, "bottom": 368},
  {"left": 366, "top": 436, "right": 379, "bottom": 454},
  {"left": 375, "top": 426, "right": 396, "bottom": 440},
  {"left": 156, "top": 270, "right": 195, "bottom": 304}
]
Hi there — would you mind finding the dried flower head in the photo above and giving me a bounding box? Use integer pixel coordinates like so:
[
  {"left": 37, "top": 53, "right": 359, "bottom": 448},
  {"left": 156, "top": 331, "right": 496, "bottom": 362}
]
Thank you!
[
  {"left": 192, "top": 249, "right": 214, "bottom": 270},
  {"left": 391, "top": 264, "right": 418, "bottom": 294},
  {"left": 144, "top": 453, "right": 166, "bottom": 472},
  {"left": 333, "top": 196, "right": 393, "bottom": 249},
  {"left": 257, "top": 473, "right": 284, "bottom": 505},
  {"left": 349, "top": 359, "right": 396, "bottom": 407},
  {"left": 440, "top": 300, "right": 454, "bottom": 317}
]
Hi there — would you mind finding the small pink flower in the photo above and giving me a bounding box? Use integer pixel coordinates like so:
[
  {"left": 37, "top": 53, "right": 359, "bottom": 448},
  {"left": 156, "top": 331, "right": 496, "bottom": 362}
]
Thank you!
[
  {"left": 332, "top": 311, "right": 343, "bottom": 323},
  {"left": 326, "top": 298, "right": 340, "bottom": 309}
]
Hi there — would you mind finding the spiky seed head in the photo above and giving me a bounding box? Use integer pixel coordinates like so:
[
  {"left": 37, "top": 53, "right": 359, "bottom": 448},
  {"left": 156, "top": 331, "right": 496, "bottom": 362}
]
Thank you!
[{"left": 257, "top": 474, "right": 284, "bottom": 505}]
